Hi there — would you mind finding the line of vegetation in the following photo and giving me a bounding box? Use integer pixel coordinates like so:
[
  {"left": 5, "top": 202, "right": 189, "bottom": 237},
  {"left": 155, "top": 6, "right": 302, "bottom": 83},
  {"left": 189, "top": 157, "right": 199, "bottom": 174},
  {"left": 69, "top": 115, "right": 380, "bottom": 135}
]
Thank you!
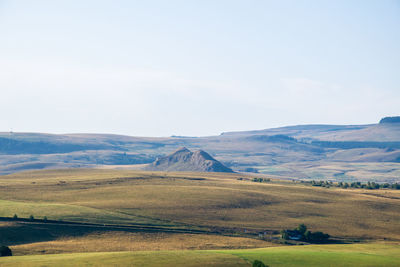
[
  {"left": 252, "top": 178, "right": 271, "bottom": 183},
  {"left": 11, "top": 214, "right": 50, "bottom": 222},
  {"left": 307, "top": 180, "right": 400, "bottom": 190}
]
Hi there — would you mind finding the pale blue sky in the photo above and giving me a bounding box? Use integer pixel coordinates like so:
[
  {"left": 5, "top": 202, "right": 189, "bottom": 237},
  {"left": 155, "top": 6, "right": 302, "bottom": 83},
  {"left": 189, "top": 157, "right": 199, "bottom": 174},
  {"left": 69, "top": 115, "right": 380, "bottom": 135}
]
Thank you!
[{"left": 0, "top": 0, "right": 399, "bottom": 136}]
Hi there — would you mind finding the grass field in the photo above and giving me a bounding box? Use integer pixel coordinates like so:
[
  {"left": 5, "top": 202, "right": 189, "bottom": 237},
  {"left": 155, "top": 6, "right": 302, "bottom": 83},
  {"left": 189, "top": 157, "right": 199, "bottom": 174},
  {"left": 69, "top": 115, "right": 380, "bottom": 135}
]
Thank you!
[
  {"left": 227, "top": 243, "right": 400, "bottom": 267},
  {"left": 0, "top": 169, "right": 399, "bottom": 266},
  {"left": 0, "top": 169, "right": 399, "bottom": 241},
  {"left": 0, "top": 243, "right": 399, "bottom": 267},
  {"left": 10, "top": 230, "right": 273, "bottom": 256}
]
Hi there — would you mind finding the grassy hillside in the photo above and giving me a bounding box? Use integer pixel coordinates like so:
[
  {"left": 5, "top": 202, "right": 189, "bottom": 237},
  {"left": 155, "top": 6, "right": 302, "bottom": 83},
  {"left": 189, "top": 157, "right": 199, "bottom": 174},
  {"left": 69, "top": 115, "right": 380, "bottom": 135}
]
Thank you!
[
  {"left": 0, "top": 169, "right": 399, "bottom": 242},
  {"left": 0, "top": 169, "right": 399, "bottom": 266},
  {"left": 0, "top": 243, "right": 399, "bottom": 267}
]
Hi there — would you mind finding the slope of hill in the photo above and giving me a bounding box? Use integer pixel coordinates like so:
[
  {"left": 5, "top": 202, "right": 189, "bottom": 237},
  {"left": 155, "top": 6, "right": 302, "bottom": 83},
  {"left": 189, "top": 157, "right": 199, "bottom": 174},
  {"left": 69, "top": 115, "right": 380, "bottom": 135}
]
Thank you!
[{"left": 145, "top": 147, "right": 233, "bottom": 173}]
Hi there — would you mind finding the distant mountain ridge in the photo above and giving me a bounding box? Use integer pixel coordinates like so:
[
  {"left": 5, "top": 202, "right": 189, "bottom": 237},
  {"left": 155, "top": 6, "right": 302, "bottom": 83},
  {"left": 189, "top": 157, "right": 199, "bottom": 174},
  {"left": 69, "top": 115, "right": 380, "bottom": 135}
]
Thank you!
[
  {"left": 0, "top": 116, "right": 399, "bottom": 179},
  {"left": 221, "top": 118, "right": 400, "bottom": 142},
  {"left": 145, "top": 147, "right": 234, "bottom": 173}
]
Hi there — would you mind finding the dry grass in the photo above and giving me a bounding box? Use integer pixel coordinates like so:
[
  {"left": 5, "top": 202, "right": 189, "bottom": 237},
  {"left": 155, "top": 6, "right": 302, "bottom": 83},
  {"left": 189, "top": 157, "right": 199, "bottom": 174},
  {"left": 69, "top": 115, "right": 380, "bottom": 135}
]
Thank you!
[
  {"left": 0, "top": 169, "right": 399, "bottom": 242},
  {"left": 0, "top": 250, "right": 249, "bottom": 267},
  {"left": 12, "top": 231, "right": 274, "bottom": 256}
]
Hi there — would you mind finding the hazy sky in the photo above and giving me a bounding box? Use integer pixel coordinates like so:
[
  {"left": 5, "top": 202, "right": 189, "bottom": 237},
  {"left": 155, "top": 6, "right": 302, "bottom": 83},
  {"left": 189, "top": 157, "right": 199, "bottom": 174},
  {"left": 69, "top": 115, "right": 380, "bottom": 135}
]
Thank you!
[{"left": 0, "top": 0, "right": 399, "bottom": 136}]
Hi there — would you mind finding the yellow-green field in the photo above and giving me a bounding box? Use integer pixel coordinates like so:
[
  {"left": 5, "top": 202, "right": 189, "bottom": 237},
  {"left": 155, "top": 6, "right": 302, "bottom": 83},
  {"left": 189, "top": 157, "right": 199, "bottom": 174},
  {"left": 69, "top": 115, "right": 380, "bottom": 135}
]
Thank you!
[
  {"left": 11, "top": 230, "right": 273, "bottom": 256},
  {"left": 1, "top": 169, "right": 399, "bottom": 240},
  {"left": 0, "top": 169, "right": 399, "bottom": 266},
  {"left": 0, "top": 243, "right": 399, "bottom": 267}
]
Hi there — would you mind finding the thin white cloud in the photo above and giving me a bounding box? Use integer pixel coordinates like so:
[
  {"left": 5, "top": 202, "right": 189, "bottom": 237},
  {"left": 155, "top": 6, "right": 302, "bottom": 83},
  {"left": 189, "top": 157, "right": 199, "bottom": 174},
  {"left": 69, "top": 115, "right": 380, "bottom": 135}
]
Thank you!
[{"left": 0, "top": 59, "right": 398, "bottom": 136}]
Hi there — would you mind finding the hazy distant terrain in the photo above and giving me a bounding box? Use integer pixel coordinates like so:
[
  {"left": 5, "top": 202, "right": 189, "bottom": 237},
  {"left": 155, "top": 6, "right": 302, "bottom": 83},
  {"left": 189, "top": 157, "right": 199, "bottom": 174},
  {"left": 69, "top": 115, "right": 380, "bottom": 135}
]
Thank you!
[{"left": 0, "top": 117, "right": 399, "bottom": 182}]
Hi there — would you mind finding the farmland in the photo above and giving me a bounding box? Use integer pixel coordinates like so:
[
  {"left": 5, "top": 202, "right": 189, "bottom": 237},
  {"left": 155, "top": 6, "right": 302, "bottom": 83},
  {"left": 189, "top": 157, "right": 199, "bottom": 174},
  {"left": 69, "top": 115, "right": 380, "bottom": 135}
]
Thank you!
[{"left": 0, "top": 169, "right": 399, "bottom": 240}]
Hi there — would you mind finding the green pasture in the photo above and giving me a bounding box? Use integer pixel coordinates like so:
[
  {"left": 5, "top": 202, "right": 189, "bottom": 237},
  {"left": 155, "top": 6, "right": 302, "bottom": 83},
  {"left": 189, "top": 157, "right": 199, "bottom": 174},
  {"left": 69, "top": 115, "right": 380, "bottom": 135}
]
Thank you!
[{"left": 0, "top": 243, "right": 399, "bottom": 267}]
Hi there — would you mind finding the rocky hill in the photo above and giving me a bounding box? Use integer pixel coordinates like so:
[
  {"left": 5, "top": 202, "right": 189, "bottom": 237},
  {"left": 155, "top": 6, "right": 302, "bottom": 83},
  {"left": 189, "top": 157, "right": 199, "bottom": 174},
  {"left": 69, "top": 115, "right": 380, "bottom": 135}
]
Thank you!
[{"left": 145, "top": 147, "right": 233, "bottom": 173}]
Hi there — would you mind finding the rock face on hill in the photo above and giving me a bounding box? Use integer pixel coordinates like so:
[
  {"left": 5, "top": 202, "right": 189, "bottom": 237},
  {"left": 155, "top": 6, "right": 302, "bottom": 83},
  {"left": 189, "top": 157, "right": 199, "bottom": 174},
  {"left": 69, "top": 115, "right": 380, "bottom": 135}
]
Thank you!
[
  {"left": 145, "top": 147, "right": 234, "bottom": 173},
  {"left": 380, "top": 116, "right": 400, "bottom": 124}
]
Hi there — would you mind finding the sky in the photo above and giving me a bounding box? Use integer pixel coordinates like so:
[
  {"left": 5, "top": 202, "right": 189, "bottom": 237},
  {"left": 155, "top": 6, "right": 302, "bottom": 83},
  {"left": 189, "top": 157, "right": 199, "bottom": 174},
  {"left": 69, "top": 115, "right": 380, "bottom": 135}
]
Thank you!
[{"left": 0, "top": 0, "right": 399, "bottom": 137}]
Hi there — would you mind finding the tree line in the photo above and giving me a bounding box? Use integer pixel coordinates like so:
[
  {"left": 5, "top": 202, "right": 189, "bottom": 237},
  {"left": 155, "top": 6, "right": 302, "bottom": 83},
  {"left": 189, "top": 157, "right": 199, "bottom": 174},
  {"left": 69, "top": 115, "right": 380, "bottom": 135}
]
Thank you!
[{"left": 308, "top": 180, "right": 400, "bottom": 190}]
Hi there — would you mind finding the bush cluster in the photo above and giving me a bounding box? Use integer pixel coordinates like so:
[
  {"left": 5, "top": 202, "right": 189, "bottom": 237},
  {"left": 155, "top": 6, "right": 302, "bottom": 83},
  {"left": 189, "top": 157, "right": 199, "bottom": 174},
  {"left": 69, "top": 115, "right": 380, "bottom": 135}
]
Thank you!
[{"left": 281, "top": 224, "right": 330, "bottom": 243}]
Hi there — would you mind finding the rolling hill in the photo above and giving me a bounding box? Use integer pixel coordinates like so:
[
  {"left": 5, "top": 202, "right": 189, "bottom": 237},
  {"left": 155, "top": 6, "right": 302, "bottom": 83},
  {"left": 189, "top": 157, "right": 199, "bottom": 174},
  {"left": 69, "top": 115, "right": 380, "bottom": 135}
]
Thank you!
[
  {"left": 0, "top": 117, "right": 399, "bottom": 181},
  {"left": 0, "top": 169, "right": 399, "bottom": 266}
]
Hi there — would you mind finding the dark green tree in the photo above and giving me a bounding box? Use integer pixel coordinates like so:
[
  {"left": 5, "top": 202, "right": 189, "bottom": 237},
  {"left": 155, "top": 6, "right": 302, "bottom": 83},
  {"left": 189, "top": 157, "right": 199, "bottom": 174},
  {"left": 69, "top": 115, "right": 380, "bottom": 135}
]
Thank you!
[
  {"left": 297, "top": 224, "right": 307, "bottom": 235},
  {"left": 304, "top": 231, "right": 330, "bottom": 242},
  {"left": 280, "top": 230, "right": 289, "bottom": 240},
  {"left": 311, "top": 231, "right": 330, "bottom": 241},
  {"left": 304, "top": 230, "right": 311, "bottom": 241}
]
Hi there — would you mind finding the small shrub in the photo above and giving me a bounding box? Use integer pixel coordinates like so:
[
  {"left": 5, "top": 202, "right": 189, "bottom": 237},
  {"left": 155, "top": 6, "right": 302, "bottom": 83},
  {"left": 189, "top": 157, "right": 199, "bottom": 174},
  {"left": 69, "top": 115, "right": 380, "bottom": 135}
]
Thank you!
[
  {"left": 0, "top": 246, "right": 12, "bottom": 257},
  {"left": 252, "top": 178, "right": 270, "bottom": 183},
  {"left": 252, "top": 260, "right": 268, "bottom": 267},
  {"left": 43, "top": 216, "right": 48, "bottom": 222},
  {"left": 12, "top": 214, "right": 18, "bottom": 219},
  {"left": 29, "top": 215, "right": 34, "bottom": 221}
]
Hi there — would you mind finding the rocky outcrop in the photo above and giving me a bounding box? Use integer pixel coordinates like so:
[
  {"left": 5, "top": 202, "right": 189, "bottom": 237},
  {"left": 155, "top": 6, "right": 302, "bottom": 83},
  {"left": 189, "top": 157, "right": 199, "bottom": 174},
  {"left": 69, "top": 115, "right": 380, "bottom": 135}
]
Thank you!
[{"left": 145, "top": 147, "right": 233, "bottom": 173}]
